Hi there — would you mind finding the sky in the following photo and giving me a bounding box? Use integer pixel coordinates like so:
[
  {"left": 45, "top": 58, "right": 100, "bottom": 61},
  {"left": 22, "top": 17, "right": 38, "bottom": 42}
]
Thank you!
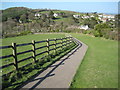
[
  {"left": 1, "top": 2, "right": 119, "bottom": 14},
  {"left": 1, "top": 0, "right": 119, "bottom": 2}
]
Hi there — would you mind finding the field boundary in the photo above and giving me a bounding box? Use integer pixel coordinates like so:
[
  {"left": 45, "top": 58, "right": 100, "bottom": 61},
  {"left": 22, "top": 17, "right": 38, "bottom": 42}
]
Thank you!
[
  {"left": 20, "top": 37, "right": 88, "bottom": 88},
  {"left": 0, "top": 37, "right": 77, "bottom": 76}
]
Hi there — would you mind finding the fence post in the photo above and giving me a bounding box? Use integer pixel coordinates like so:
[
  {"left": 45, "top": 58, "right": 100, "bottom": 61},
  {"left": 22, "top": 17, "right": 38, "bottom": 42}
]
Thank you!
[
  {"left": 61, "top": 38, "right": 63, "bottom": 49},
  {"left": 69, "top": 37, "right": 72, "bottom": 44},
  {"left": 12, "top": 42, "right": 18, "bottom": 71},
  {"left": 32, "top": 40, "right": 36, "bottom": 62},
  {"left": 65, "top": 37, "right": 68, "bottom": 47},
  {"left": 72, "top": 37, "right": 77, "bottom": 45},
  {"left": 66, "top": 37, "right": 69, "bottom": 47},
  {"left": 67, "top": 37, "right": 69, "bottom": 47},
  {"left": 62, "top": 38, "right": 65, "bottom": 49},
  {"left": 54, "top": 38, "right": 56, "bottom": 53},
  {"left": 46, "top": 39, "right": 49, "bottom": 55},
  {"left": 69, "top": 37, "right": 72, "bottom": 45}
]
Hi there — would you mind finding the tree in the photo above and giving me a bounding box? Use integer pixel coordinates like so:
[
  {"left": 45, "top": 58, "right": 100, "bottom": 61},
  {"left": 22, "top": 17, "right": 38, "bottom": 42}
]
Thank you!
[
  {"left": 94, "top": 23, "right": 110, "bottom": 36},
  {"left": 41, "top": 14, "right": 47, "bottom": 21},
  {"left": 72, "top": 17, "right": 79, "bottom": 23},
  {"left": 20, "top": 14, "right": 28, "bottom": 23},
  {"left": 89, "top": 17, "right": 98, "bottom": 28},
  {"left": 94, "top": 23, "right": 110, "bottom": 31},
  {"left": 60, "top": 12, "right": 66, "bottom": 18},
  {"left": 28, "top": 13, "right": 34, "bottom": 20},
  {"left": 82, "top": 18, "right": 90, "bottom": 25},
  {"left": 2, "top": 7, "right": 29, "bottom": 22},
  {"left": 48, "top": 10, "right": 54, "bottom": 19},
  {"left": 114, "top": 14, "right": 120, "bottom": 28},
  {"left": 82, "top": 18, "right": 98, "bottom": 29}
]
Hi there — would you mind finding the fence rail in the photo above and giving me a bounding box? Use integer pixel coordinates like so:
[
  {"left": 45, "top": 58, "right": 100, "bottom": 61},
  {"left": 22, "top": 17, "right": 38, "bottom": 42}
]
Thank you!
[{"left": 0, "top": 36, "right": 76, "bottom": 76}]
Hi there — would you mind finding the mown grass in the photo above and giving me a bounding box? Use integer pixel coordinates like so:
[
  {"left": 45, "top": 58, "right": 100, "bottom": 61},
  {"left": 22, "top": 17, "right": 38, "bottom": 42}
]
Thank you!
[
  {"left": 1, "top": 34, "right": 65, "bottom": 75},
  {"left": 70, "top": 33, "right": 118, "bottom": 88},
  {"left": 1, "top": 33, "right": 78, "bottom": 89},
  {"left": 2, "top": 39, "right": 77, "bottom": 89}
]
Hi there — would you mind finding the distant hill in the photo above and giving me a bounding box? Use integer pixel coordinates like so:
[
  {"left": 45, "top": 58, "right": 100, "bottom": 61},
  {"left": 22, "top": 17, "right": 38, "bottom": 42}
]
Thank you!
[
  {"left": 1, "top": 7, "right": 118, "bottom": 40},
  {"left": 2, "top": 7, "right": 31, "bottom": 21},
  {"left": 2, "top": 7, "right": 85, "bottom": 21}
]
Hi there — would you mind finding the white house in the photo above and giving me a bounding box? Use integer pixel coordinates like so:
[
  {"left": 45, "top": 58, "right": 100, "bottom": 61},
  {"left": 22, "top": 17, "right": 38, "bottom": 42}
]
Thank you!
[
  {"left": 98, "top": 14, "right": 103, "bottom": 18},
  {"left": 98, "top": 14, "right": 115, "bottom": 22},
  {"left": 79, "top": 25, "right": 89, "bottom": 30},
  {"left": 53, "top": 13, "right": 58, "bottom": 17},
  {"left": 90, "top": 15, "right": 94, "bottom": 17},
  {"left": 101, "top": 18, "right": 108, "bottom": 23},
  {"left": 35, "top": 13, "right": 41, "bottom": 17},
  {"left": 19, "top": 19, "right": 22, "bottom": 23},
  {"left": 82, "top": 15, "right": 90, "bottom": 19},
  {"left": 73, "top": 15, "right": 80, "bottom": 18}
]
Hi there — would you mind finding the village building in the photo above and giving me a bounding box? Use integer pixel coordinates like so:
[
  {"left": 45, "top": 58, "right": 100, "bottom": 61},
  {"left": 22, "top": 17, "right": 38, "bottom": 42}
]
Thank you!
[
  {"left": 81, "top": 15, "right": 90, "bottom": 19},
  {"left": 53, "top": 13, "right": 58, "bottom": 17},
  {"left": 79, "top": 25, "right": 89, "bottom": 30},
  {"left": 98, "top": 14, "right": 115, "bottom": 22},
  {"left": 35, "top": 13, "right": 41, "bottom": 17},
  {"left": 73, "top": 15, "right": 80, "bottom": 18}
]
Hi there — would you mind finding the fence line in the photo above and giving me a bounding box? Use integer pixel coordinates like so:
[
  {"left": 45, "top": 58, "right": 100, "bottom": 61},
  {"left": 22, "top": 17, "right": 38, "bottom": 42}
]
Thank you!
[{"left": 0, "top": 37, "right": 76, "bottom": 76}]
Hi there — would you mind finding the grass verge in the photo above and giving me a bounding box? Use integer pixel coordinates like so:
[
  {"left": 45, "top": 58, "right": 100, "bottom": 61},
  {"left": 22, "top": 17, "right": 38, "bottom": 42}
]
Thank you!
[{"left": 70, "top": 33, "right": 118, "bottom": 88}]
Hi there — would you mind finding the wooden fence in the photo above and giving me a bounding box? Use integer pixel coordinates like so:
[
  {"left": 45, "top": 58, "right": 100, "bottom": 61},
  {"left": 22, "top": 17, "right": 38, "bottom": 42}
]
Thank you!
[{"left": 0, "top": 37, "right": 76, "bottom": 76}]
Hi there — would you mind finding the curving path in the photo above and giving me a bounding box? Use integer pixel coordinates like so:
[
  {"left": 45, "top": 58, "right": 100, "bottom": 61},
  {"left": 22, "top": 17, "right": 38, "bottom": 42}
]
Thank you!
[{"left": 20, "top": 37, "right": 88, "bottom": 89}]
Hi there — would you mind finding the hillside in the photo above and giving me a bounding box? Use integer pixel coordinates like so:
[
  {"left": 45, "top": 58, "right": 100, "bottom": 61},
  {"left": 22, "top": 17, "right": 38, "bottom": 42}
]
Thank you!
[{"left": 1, "top": 7, "right": 118, "bottom": 40}]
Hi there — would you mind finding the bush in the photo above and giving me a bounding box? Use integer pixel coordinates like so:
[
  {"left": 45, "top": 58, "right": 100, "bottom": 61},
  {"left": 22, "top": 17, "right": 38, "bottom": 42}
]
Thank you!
[
  {"left": 3, "top": 30, "right": 33, "bottom": 38},
  {"left": 19, "top": 30, "right": 33, "bottom": 35},
  {"left": 82, "top": 30, "right": 87, "bottom": 34},
  {"left": 4, "top": 33, "right": 19, "bottom": 38},
  {"left": 93, "top": 31, "right": 100, "bottom": 37},
  {"left": 86, "top": 30, "right": 92, "bottom": 34},
  {"left": 63, "top": 30, "right": 72, "bottom": 33}
]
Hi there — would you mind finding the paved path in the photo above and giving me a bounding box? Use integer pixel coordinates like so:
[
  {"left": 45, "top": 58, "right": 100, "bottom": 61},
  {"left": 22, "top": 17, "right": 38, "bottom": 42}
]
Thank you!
[{"left": 20, "top": 38, "right": 88, "bottom": 89}]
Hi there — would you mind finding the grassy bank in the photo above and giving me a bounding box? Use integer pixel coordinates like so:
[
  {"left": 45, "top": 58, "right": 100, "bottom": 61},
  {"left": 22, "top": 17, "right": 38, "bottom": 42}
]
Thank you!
[{"left": 70, "top": 33, "right": 118, "bottom": 88}]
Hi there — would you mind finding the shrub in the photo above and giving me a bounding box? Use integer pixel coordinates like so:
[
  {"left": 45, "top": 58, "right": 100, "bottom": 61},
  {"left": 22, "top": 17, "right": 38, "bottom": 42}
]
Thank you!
[
  {"left": 86, "top": 30, "right": 92, "bottom": 34},
  {"left": 4, "top": 33, "right": 19, "bottom": 38},
  {"left": 82, "top": 30, "right": 87, "bottom": 34},
  {"left": 19, "top": 30, "right": 33, "bottom": 36},
  {"left": 93, "top": 30, "right": 100, "bottom": 37}
]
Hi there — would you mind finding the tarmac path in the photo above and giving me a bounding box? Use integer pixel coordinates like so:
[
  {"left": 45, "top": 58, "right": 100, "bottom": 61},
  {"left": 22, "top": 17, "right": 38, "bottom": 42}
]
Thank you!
[{"left": 20, "top": 37, "right": 88, "bottom": 89}]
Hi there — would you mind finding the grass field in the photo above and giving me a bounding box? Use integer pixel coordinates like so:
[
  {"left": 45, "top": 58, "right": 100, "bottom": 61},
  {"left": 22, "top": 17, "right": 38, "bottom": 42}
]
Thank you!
[
  {"left": 70, "top": 33, "right": 118, "bottom": 88},
  {"left": 1, "top": 33, "right": 66, "bottom": 75},
  {"left": 1, "top": 33, "right": 78, "bottom": 89},
  {"left": 1, "top": 33, "right": 118, "bottom": 88}
]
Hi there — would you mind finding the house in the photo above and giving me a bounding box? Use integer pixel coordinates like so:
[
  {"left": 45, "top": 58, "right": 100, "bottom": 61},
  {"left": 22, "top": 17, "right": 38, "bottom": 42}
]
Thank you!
[
  {"left": 35, "top": 13, "right": 41, "bottom": 17},
  {"left": 73, "top": 15, "right": 80, "bottom": 18},
  {"left": 98, "top": 14, "right": 103, "bottom": 18},
  {"left": 98, "top": 14, "right": 115, "bottom": 22},
  {"left": 90, "top": 15, "right": 94, "bottom": 17},
  {"left": 19, "top": 19, "right": 22, "bottom": 23},
  {"left": 53, "top": 13, "right": 58, "bottom": 17},
  {"left": 101, "top": 18, "right": 108, "bottom": 23},
  {"left": 79, "top": 25, "right": 89, "bottom": 30},
  {"left": 82, "top": 15, "right": 90, "bottom": 19}
]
